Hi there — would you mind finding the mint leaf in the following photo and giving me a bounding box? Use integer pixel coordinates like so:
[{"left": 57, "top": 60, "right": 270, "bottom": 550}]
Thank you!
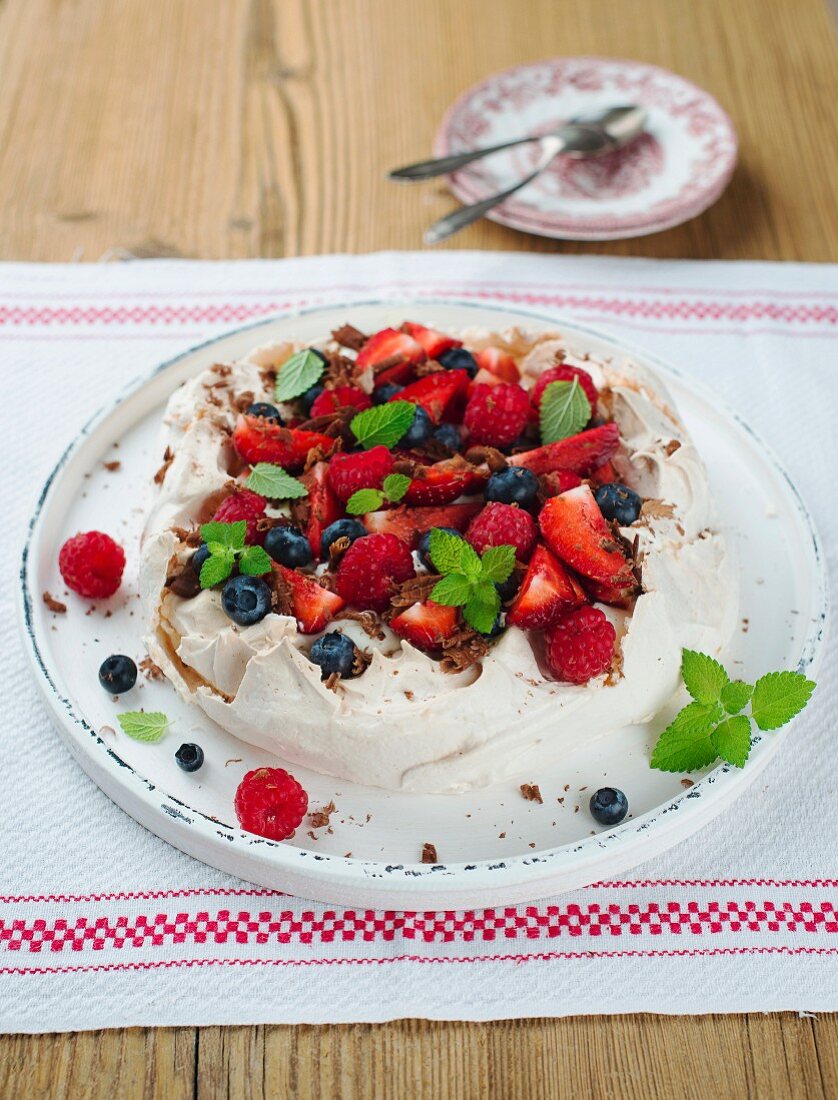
[
  {"left": 539, "top": 378, "right": 591, "bottom": 444},
  {"left": 245, "top": 463, "right": 308, "bottom": 500},
  {"left": 274, "top": 348, "right": 326, "bottom": 402},
  {"left": 750, "top": 671, "right": 815, "bottom": 731},
  {"left": 199, "top": 552, "right": 233, "bottom": 589},
  {"left": 463, "top": 581, "right": 500, "bottom": 635},
  {"left": 238, "top": 545, "right": 273, "bottom": 576},
  {"left": 681, "top": 649, "right": 729, "bottom": 705},
  {"left": 711, "top": 714, "right": 753, "bottom": 767},
  {"left": 428, "top": 528, "right": 468, "bottom": 575},
  {"left": 458, "top": 541, "right": 483, "bottom": 584},
  {"left": 650, "top": 701, "right": 722, "bottom": 772},
  {"left": 117, "top": 711, "right": 169, "bottom": 744},
  {"left": 382, "top": 473, "right": 411, "bottom": 502},
  {"left": 346, "top": 488, "right": 385, "bottom": 515},
  {"left": 351, "top": 401, "right": 416, "bottom": 450},
  {"left": 480, "top": 544, "right": 516, "bottom": 584},
  {"left": 200, "top": 520, "right": 246, "bottom": 551},
  {"left": 720, "top": 680, "right": 753, "bottom": 715},
  {"left": 430, "top": 573, "right": 473, "bottom": 607}
]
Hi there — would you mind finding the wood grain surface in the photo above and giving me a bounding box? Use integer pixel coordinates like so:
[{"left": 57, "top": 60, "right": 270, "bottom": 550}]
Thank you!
[{"left": 0, "top": 0, "right": 835, "bottom": 1096}]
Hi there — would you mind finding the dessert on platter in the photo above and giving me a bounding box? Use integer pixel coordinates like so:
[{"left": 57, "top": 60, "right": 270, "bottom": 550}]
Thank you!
[{"left": 138, "top": 320, "right": 737, "bottom": 795}]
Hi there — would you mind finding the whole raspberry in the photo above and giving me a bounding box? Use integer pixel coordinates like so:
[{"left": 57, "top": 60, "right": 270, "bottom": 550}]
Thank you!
[
  {"left": 234, "top": 767, "right": 308, "bottom": 841},
  {"left": 545, "top": 605, "right": 616, "bottom": 684},
  {"left": 464, "top": 383, "right": 530, "bottom": 447},
  {"left": 531, "top": 364, "right": 598, "bottom": 416},
  {"left": 58, "top": 531, "right": 126, "bottom": 599},
  {"left": 211, "top": 488, "right": 267, "bottom": 544},
  {"left": 336, "top": 532, "right": 415, "bottom": 612},
  {"left": 310, "top": 385, "right": 372, "bottom": 418},
  {"left": 328, "top": 445, "right": 395, "bottom": 503},
  {"left": 465, "top": 502, "right": 537, "bottom": 561}
]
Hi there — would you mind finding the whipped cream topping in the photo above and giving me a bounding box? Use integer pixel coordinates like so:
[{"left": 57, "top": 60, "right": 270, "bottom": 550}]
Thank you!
[{"left": 140, "top": 327, "right": 738, "bottom": 793}]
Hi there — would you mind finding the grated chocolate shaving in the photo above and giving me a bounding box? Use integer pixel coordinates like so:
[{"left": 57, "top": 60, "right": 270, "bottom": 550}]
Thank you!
[
  {"left": 333, "top": 609, "right": 385, "bottom": 640},
  {"left": 421, "top": 843, "right": 438, "bottom": 864},
  {"left": 331, "top": 323, "right": 368, "bottom": 351},
  {"left": 520, "top": 783, "right": 543, "bottom": 804},
  {"left": 232, "top": 389, "right": 255, "bottom": 413},
  {"left": 139, "top": 657, "right": 164, "bottom": 680},
  {"left": 154, "top": 446, "right": 174, "bottom": 485},
  {"left": 324, "top": 671, "right": 341, "bottom": 692},
  {"left": 386, "top": 574, "right": 441, "bottom": 617},
  {"left": 309, "top": 800, "right": 337, "bottom": 829},
  {"left": 43, "top": 591, "right": 67, "bottom": 614},
  {"left": 440, "top": 625, "right": 491, "bottom": 673},
  {"left": 415, "top": 359, "right": 445, "bottom": 376},
  {"left": 464, "top": 445, "right": 508, "bottom": 472},
  {"left": 664, "top": 439, "right": 681, "bottom": 456},
  {"left": 266, "top": 567, "right": 295, "bottom": 617},
  {"left": 211, "top": 363, "right": 232, "bottom": 378},
  {"left": 322, "top": 351, "right": 360, "bottom": 389},
  {"left": 327, "top": 535, "right": 352, "bottom": 566},
  {"left": 681, "top": 778, "right": 695, "bottom": 788},
  {"left": 103, "top": 460, "right": 121, "bottom": 472},
  {"left": 640, "top": 499, "right": 676, "bottom": 520}
]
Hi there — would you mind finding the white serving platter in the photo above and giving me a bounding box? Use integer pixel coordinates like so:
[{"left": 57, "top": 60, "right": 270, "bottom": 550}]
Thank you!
[{"left": 19, "top": 301, "right": 826, "bottom": 909}]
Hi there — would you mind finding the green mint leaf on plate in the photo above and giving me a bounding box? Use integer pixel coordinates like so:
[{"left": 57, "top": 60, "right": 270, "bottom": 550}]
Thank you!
[
  {"left": 245, "top": 463, "right": 308, "bottom": 500},
  {"left": 199, "top": 552, "right": 233, "bottom": 589},
  {"left": 273, "top": 348, "right": 326, "bottom": 403},
  {"left": 238, "top": 545, "right": 273, "bottom": 576},
  {"left": 382, "top": 472, "right": 411, "bottom": 502},
  {"left": 350, "top": 401, "right": 416, "bottom": 450},
  {"left": 428, "top": 529, "right": 468, "bottom": 575},
  {"left": 463, "top": 581, "right": 500, "bottom": 635},
  {"left": 720, "top": 679, "right": 753, "bottom": 715},
  {"left": 480, "top": 544, "right": 516, "bottom": 584},
  {"left": 681, "top": 648, "right": 729, "bottom": 705},
  {"left": 117, "top": 711, "right": 169, "bottom": 744},
  {"left": 750, "top": 671, "right": 815, "bottom": 730},
  {"left": 649, "top": 701, "right": 723, "bottom": 772},
  {"left": 710, "top": 714, "right": 753, "bottom": 768},
  {"left": 200, "top": 520, "right": 247, "bottom": 551},
  {"left": 346, "top": 488, "right": 385, "bottom": 515},
  {"left": 539, "top": 378, "right": 591, "bottom": 445},
  {"left": 458, "top": 541, "right": 483, "bottom": 584},
  {"left": 430, "top": 573, "right": 474, "bottom": 607}
]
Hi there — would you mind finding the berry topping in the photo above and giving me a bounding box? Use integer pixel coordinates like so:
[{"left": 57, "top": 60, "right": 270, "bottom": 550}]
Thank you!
[
  {"left": 417, "top": 525, "right": 464, "bottom": 570},
  {"left": 246, "top": 401, "right": 284, "bottom": 424},
  {"left": 358, "top": 328, "right": 426, "bottom": 389},
  {"left": 58, "top": 531, "right": 125, "bottom": 599},
  {"left": 328, "top": 445, "right": 395, "bottom": 503},
  {"left": 466, "top": 502, "right": 537, "bottom": 560},
  {"left": 308, "top": 631, "right": 360, "bottom": 679},
  {"left": 464, "top": 382, "right": 530, "bottom": 447},
  {"left": 507, "top": 423, "right": 619, "bottom": 477},
  {"left": 438, "top": 346, "right": 478, "bottom": 377},
  {"left": 264, "top": 526, "right": 313, "bottom": 568},
  {"left": 309, "top": 385, "right": 372, "bottom": 418},
  {"left": 403, "top": 457, "right": 485, "bottom": 507},
  {"left": 372, "top": 382, "right": 404, "bottom": 405},
  {"left": 232, "top": 413, "right": 334, "bottom": 471},
  {"left": 221, "top": 574, "right": 273, "bottom": 626},
  {"left": 545, "top": 605, "right": 616, "bottom": 683},
  {"left": 234, "top": 766, "right": 308, "bottom": 841},
  {"left": 531, "top": 364, "right": 598, "bottom": 414},
  {"left": 484, "top": 466, "right": 539, "bottom": 508},
  {"left": 363, "top": 502, "right": 482, "bottom": 547},
  {"left": 191, "top": 544, "right": 211, "bottom": 572},
  {"left": 335, "top": 533, "right": 415, "bottom": 612},
  {"left": 506, "top": 545, "right": 586, "bottom": 630},
  {"left": 175, "top": 742, "right": 204, "bottom": 773},
  {"left": 595, "top": 482, "right": 642, "bottom": 526},
  {"left": 397, "top": 405, "right": 433, "bottom": 448},
  {"left": 475, "top": 347, "right": 521, "bottom": 383},
  {"left": 274, "top": 564, "right": 345, "bottom": 633},
  {"left": 320, "top": 517, "right": 367, "bottom": 558},
  {"left": 390, "top": 600, "right": 459, "bottom": 649},
  {"left": 393, "top": 370, "right": 469, "bottom": 424},
  {"left": 432, "top": 423, "right": 462, "bottom": 453},
  {"left": 539, "top": 470, "right": 583, "bottom": 498},
  {"left": 539, "top": 484, "right": 635, "bottom": 586},
  {"left": 401, "top": 321, "right": 461, "bottom": 359},
  {"left": 296, "top": 461, "right": 341, "bottom": 560},
  {"left": 589, "top": 786, "right": 629, "bottom": 826},
  {"left": 300, "top": 383, "right": 324, "bottom": 416},
  {"left": 98, "top": 654, "right": 137, "bottom": 694},
  {"left": 211, "top": 488, "right": 267, "bottom": 544}
]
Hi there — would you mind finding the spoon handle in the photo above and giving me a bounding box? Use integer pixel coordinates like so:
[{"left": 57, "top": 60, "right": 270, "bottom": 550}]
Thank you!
[{"left": 388, "top": 137, "right": 537, "bottom": 181}]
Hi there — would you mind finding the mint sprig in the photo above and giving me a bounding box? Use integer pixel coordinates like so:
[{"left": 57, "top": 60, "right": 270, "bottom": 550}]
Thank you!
[
  {"left": 346, "top": 473, "right": 411, "bottom": 515},
  {"left": 245, "top": 463, "right": 308, "bottom": 500},
  {"left": 274, "top": 348, "right": 326, "bottom": 403},
  {"left": 350, "top": 401, "right": 416, "bottom": 450},
  {"left": 198, "top": 520, "right": 272, "bottom": 589},
  {"left": 539, "top": 378, "right": 591, "bottom": 444},
  {"left": 650, "top": 649, "right": 815, "bottom": 773},
  {"left": 117, "top": 711, "right": 169, "bottom": 744},
  {"left": 427, "top": 529, "right": 515, "bottom": 635}
]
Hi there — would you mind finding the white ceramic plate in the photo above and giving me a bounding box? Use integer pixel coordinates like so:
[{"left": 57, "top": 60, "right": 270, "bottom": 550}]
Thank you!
[
  {"left": 434, "top": 57, "right": 738, "bottom": 241},
  {"left": 19, "top": 302, "right": 826, "bottom": 909}
]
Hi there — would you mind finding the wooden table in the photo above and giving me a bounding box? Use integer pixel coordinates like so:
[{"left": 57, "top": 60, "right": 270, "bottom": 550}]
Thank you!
[{"left": 1, "top": 0, "right": 835, "bottom": 1095}]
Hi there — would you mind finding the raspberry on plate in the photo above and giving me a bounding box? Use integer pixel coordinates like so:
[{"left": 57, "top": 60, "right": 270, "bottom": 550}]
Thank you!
[
  {"left": 335, "top": 532, "right": 415, "bottom": 612},
  {"left": 211, "top": 488, "right": 267, "bottom": 544},
  {"left": 466, "top": 502, "right": 537, "bottom": 560},
  {"left": 530, "top": 363, "right": 598, "bottom": 414},
  {"left": 464, "top": 382, "right": 530, "bottom": 447},
  {"left": 545, "top": 605, "right": 616, "bottom": 684},
  {"left": 234, "top": 767, "right": 309, "bottom": 841},
  {"left": 58, "top": 531, "right": 126, "bottom": 599},
  {"left": 327, "top": 445, "right": 395, "bottom": 503}
]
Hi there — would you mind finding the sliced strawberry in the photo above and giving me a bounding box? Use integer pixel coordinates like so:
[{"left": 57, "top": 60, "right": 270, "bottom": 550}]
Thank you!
[
  {"left": 508, "top": 423, "right": 620, "bottom": 476},
  {"left": 506, "top": 545, "right": 587, "bottom": 630},
  {"left": 309, "top": 385, "right": 371, "bottom": 418},
  {"left": 273, "top": 564, "right": 345, "bottom": 634},
  {"left": 539, "top": 484, "right": 635, "bottom": 586},
  {"left": 362, "top": 501, "right": 483, "bottom": 546},
  {"left": 232, "top": 414, "right": 335, "bottom": 472},
  {"left": 403, "top": 458, "right": 487, "bottom": 506},
  {"left": 390, "top": 600, "right": 459, "bottom": 649},
  {"left": 469, "top": 367, "right": 506, "bottom": 392},
  {"left": 328, "top": 445, "right": 395, "bottom": 503},
  {"left": 589, "top": 459, "right": 618, "bottom": 487},
  {"left": 297, "top": 461, "right": 342, "bottom": 560},
  {"left": 401, "top": 322, "right": 461, "bottom": 359},
  {"left": 391, "top": 369, "right": 469, "bottom": 424},
  {"left": 356, "top": 328, "right": 426, "bottom": 390},
  {"left": 475, "top": 347, "right": 521, "bottom": 383},
  {"left": 582, "top": 576, "right": 638, "bottom": 609},
  {"left": 540, "top": 470, "right": 583, "bottom": 497}
]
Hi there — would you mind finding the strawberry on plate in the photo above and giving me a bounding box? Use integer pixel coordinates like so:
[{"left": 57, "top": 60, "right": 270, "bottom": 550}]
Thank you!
[
  {"left": 295, "top": 461, "right": 342, "bottom": 560},
  {"left": 402, "top": 457, "right": 486, "bottom": 506},
  {"left": 402, "top": 322, "right": 461, "bottom": 360},
  {"left": 508, "top": 423, "right": 619, "bottom": 476},
  {"left": 390, "top": 600, "right": 458, "bottom": 649},
  {"left": 328, "top": 445, "right": 395, "bottom": 503},
  {"left": 357, "top": 328, "right": 426, "bottom": 389},
  {"left": 539, "top": 484, "right": 635, "bottom": 587},
  {"left": 273, "top": 564, "right": 345, "bottom": 633},
  {"left": 362, "top": 501, "right": 482, "bottom": 546},
  {"left": 309, "top": 385, "right": 372, "bottom": 418},
  {"left": 506, "top": 545, "right": 587, "bottom": 630},
  {"left": 392, "top": 370, "right": 470, "bottom": 424},
  {"left": 581, "top": 576, "right": 638, "bottom": 609},
  {"left": 539, "top": 470, "right": 583, "bottom": 498},
  {"left": 475, "top": 347, "right": 521, "bottom": 383},
  {"left": 233, "top": 414, "right": 335, "bottom": 471}
]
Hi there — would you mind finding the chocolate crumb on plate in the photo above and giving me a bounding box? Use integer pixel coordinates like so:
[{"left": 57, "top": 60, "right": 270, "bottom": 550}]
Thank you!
[
  {"left": 139, "top": 656, "right": 163, "bottom": 680},
  {"left": 43, "top": 591, "right": 67, "bottom": 614},
  {"left": 309, "top": 800, "right": 337, "bottom": 829},
  {"left": 520, "top": 783, "right": 543, "bottom": 804},
  {"left": 681, "top": 778, "right": 695, "bottom": 788},
  {"left": 103, "top": 460, "right": 122, "bottom": 472},
  {"left": 421, "top": 842, "right": 438, "bottom": 864},
  {"left": 225, "top": 758, "right": 243, "bottom": 767}
]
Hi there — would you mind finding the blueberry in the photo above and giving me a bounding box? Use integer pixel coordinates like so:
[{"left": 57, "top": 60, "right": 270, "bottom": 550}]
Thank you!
[
  {"left": 308, "top": 631, "right": 358, "bottom": 679},
  {"left": 175, "top": 742, "right": 204, "bottom": 773},
  {"left": 191, "top": 543, "right": 211, "bottom": 573},
  {"left": 264, "top": 525, "right": 313, "bottom": 568},
  {"left": 589, "top": 787, "right": 629, "bottom": 826},
  {"left": 398, "top": 405, "right": 432, "bottom": 448},
  {"left": 372, "top": 382, "right": 404, "bottom": 406},
  {"left": 221, "top": 575, "right": 272, "bottom": 626},
  {"left": 301, "top": 383, "right": 324, "bottom": 416},
  {"left": 246, "top": 401, "right": 283, "bottom": 425},
  {"left": 438, "top": 347, "right": 478, "bottom": 378},
  {"left": 594, "top": 483, "right": 642, "bottom": 526},
  {"left": 485, "top": 466, "right": 539, "bottom": 508},
  {"left": 417, "top": 526, "right": 463, "bottom": 571},
  {"left": 320, "top": 518, "right": 367, "bottom": 558},
  {"left": 98, "top": 654, "right": 137, "bottom": 694},
  {"left": 496, "top": 572, "right": 521, "bottom": 602},
  {"left": 433, "top": 423, "right": 461, "bottom": 453}
]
